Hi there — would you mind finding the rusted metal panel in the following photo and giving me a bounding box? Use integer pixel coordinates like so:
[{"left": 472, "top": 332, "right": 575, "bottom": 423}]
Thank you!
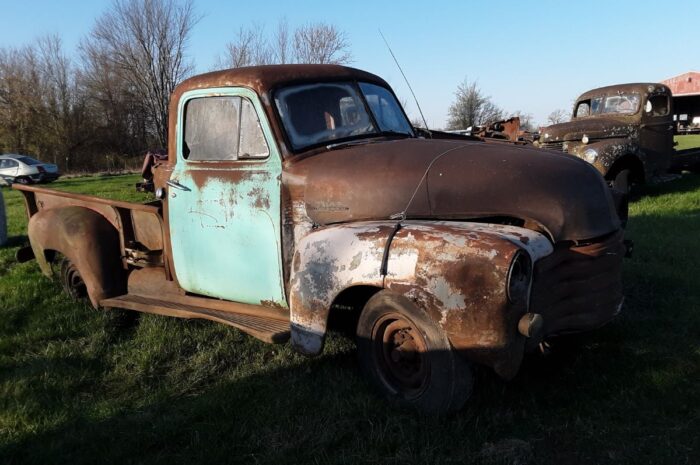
[
  {"left": 530, "top": 230, "right": 625, "bottom": 337},
  {"left": 288, "top": 222, "right": 390, "bottom": 354},
  {"left": 27, "top": 206, "right": 126, "bottom": 307},
  {"left": 384, "top": 222, "right": 552, "bottom": 379},
  {"left": 288, "top": 219, "right": 555, "bottom": 378},
  {"left": 286, "top": 138, "right": 621, "bottom": 243},
  {"left": 168, "top": 86, "right": 286, "bottom": 307}
]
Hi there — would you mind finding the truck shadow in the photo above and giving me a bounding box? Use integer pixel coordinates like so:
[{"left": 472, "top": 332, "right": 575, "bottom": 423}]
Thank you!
[
  {"left": 635, "top": 171, "right": 700, "bottom": 198},
  {"left": 1, "top": 181, "right": 698, "bottom": 464},
  {"left": 1, "top": 235, "right": 28, "bottom": 248}
]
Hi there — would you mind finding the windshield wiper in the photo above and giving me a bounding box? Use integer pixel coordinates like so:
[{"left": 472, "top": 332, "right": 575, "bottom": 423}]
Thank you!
[
  {"left": 379, "top": 130, "right": 413, "bottom": 138},
  {"left": 325, "top": 139, "right": 374, "bottom": 151}
]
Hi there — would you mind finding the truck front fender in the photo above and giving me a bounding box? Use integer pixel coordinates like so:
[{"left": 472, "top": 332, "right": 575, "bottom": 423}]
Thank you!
[
  {"left": 289, "top": 223, "right": 391, "bottom": 354},
  {"left": 28, "top": 206, "right": 126, "bottom": 307},
  {"left": 288, "top": 220, "right": 553, "bottom": 373},
  {"left": 384, "top": 222, "right": 552, "bottom": 379},
  {"left": 570, "top": 138, "right": 639, "bottom": 176}
]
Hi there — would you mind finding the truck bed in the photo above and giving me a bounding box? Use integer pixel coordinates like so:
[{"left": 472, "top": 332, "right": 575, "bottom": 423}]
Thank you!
[{"left": 13, "top": 183, "right": 166, "bottom": 268}]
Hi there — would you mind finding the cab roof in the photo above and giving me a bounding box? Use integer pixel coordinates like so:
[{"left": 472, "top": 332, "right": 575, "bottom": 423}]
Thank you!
[
  {"left": 578, "top": 83, "right": 671, "bottom": 101},
  {"left": 172, "top": 64, "right": 390, "bottom": 98}
]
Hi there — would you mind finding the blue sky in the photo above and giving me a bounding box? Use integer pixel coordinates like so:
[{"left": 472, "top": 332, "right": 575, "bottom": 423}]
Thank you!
[{"left": 1, "top": 0, "right": 698, "bottom": 128}]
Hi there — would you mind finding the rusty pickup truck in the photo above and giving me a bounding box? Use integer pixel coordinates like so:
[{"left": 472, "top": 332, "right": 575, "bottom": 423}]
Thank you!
[
  {"left": 538, "top": 83, "right": 700, "bottom": 192},
  {"left": 14, "top": 65, "right": 627, "bottom": 413}
]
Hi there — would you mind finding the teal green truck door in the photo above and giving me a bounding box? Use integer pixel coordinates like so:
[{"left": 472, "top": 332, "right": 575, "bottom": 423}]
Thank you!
[{"left": 168, "top": 87, "right": 286, "bottom": 307}]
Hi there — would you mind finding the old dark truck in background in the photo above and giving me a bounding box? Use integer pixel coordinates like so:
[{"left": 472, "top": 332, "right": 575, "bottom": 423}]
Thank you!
[
  {"left": 15, "top": 65, "right": 627, "bottom": 413},
  {"left": 538, "top": 83, "right": 700, "bottom": 192}
]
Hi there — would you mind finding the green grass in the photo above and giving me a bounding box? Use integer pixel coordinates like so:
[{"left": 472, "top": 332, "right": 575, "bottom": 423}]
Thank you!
[
  {"left": 674, "top": 134, "right": 700, "bottom": 151},
  {"left": 1, "top": 174, "right": 699, "bottom": 464}
]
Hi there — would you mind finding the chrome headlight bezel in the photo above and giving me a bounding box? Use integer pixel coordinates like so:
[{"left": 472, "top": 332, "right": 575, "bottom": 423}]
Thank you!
[
  {"left": 582, "top": 147, "right": 598, "bottom": 163},
  {"left": 506, "top": 250, "right": 532, "bottom": 305}
]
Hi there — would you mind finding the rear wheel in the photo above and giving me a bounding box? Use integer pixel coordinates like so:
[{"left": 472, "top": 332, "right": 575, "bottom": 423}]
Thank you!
[
  {"left": 60, "top": 257, "right": 87, "bottom": 300},
  {"left": 356, "top": 291, "right": 473, "bottom": 414},
  {"left": 58, "top": 257, "right": 137, "bottom": 328}
]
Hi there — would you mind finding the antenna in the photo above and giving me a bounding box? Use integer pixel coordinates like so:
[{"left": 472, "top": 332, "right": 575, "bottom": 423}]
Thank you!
[{"left": 379, "top": 29, "right": 430, "bottom": 132}]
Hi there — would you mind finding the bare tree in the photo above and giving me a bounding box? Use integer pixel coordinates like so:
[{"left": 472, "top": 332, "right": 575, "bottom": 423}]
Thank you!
[
  {"left": 272, "top": 19, "right": 292, "bottom": 64},
  {"left": 220, "top": 20, "right": 352, "bottom": 68},
  {"left": 547, "top": 108, "right": 568, "bottom": 125},
  {"left": 218, "top": 24, "right": 271, "bottom": 69},
  {"left": 0, "top": 45, "right": 44, "bottom": 154},
  {"left": 37, "top": 35, "right": 90, "bottom": 166},
  {"left": 446, "top": 79, "right": 503, "bottom": 130},
  {"left": 293, "top": 23, "right": 352, "bottom": 64},
  {"left": 85, "top": 0, "right": 198, "bottom": 147}
]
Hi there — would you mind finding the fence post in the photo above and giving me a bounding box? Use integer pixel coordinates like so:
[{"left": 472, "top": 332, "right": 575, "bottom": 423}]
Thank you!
[{"left": 0, "top": 188, "right": 7, "bottom": 247}]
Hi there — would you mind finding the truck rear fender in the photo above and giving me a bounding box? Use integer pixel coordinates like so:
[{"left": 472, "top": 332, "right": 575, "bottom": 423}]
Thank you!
[
  {"left": 27, "top": 206, "right": 126, "bottom": 307},
  {"left": 288, "top": 221, "right": 553, "bottom": 365}
]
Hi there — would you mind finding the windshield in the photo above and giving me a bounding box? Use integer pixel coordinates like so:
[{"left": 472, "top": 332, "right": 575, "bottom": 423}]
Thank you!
[
  {"left": 574, "top": 92, "right": 640, "bottom": 118},
  {"left": 274, "top": 81, "right": 413, "bottom": 151}
]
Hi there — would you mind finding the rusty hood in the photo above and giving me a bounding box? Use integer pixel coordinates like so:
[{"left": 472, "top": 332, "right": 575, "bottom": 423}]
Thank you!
[
  {"left": 291, "top": 139, "right": 620, "bottom": 242},
  {"left": 542, "top": 118, "right": 636, "bottom": 142}
]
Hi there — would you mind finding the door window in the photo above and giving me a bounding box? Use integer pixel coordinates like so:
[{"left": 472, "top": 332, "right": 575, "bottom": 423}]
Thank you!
[
  {"left": 0, "top": 159, "right": 18, "bottom": 169},
  {"left": 183, "top": 96, "right": 269, "bottom": 161},
  {"left": 645, "top": 94, "right": 670, "bottom": 117}
]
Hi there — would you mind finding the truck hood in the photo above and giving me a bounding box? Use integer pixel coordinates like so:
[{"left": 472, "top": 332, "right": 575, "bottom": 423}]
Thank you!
[
  {"left": 293, "top": 138, "right": 620, "bottom": 242},
  {"left": 542, "top": 118, "right": 636, "bottom": 142}
]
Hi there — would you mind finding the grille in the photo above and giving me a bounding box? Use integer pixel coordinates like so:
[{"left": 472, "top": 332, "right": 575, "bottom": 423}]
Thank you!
[
  {"left": 539, "top": 141, "right": 567, "bottom": 152},
  {"left": 530, "top": 230, "right": 625, "bottom": 336}
]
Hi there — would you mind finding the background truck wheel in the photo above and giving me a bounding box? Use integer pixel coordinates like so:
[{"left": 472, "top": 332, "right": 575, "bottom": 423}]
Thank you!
[
  {"left": 612, "top": 168, "right": 631, "bottom": 195},
  {"left": 356, "top": 291, "right": 473, "bottom": 414}
]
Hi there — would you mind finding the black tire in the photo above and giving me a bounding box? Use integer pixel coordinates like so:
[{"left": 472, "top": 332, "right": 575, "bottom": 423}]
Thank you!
[
  {"left": 59, "top": 257, "right": 137, "bottom": 329},
  {"left": 59, "top": 257, "right": 87, "bottom": 300},
  {"left": 356, "top": 291, "right": 473, "bottom": 414},
  {"left": 612, "top": 168, "right": 631, "bottom": 195},
  {"left": 14, "top": 176, "right": 31, "bottom": 185}
]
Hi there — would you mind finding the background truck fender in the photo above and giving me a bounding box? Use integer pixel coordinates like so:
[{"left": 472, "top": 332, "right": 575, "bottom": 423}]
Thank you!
[{"left": 27, "top": 206, "right": 126, "bottom": 307}]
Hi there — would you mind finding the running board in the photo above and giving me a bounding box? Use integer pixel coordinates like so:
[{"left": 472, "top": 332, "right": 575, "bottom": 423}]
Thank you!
[{"left": 100, "top": 294, "right": 290, "bottom": 344}]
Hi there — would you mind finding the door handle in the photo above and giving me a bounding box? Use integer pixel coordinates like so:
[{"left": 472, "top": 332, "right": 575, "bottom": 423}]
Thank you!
[{"left": 167, "top": 180, "right": 191, "bottom": 191}]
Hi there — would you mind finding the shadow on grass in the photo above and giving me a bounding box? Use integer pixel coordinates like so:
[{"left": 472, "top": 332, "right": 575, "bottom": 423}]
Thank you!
[
  {"left": 1, "top": 179, "right": 699, "bottom": 465},
  {"left": 635, "top": 172, "right": 700, "bottom": 199},
  {"left": 1, "top": 235, "right": 28, "bottom": 249}
]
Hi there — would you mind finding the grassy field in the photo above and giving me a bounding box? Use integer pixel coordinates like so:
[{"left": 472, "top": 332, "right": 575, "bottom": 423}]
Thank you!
[
  {"left": 674, "top": 134, "right": 700, "bottom": 151},
  {"left": 0, "top": 174, "right": 699, "bottom": 465}
]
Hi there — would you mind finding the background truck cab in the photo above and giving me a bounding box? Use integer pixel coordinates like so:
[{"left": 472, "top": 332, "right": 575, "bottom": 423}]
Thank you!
[{"left": 538, "top": 83, "right": 673, "bottom": 192}]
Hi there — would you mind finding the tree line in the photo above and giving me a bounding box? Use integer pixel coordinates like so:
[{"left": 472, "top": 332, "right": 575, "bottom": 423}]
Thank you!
[{"left": 0, "top": 0, "right": 352, "bottom": 173}]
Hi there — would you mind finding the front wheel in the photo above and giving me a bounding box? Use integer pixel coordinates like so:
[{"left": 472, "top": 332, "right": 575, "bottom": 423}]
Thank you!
[
  {"left": 612, "top": 168, "right": 631, "bottom": 195},
  {"left": 356, "top": 291, "right": 473, "bottom": 414}
]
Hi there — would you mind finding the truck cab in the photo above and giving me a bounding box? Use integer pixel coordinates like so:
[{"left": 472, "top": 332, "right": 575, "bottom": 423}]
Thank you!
[
  {"left": 15, "top": 65, "right": 628, "bottom": 413},
  {"left": 538, "top": 83, "right": 673, "bottom": 191}
]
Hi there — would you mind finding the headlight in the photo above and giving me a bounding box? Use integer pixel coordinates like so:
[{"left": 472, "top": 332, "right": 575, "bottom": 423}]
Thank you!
[
  {"left": 583, "top": 148, "right": 598, "bottom": 163},
  {"left": 507, "top": 251, "right": 532, "bottom": 305},
  {"left": 581, "top": 134, "right": 589, "bottom": 144}
]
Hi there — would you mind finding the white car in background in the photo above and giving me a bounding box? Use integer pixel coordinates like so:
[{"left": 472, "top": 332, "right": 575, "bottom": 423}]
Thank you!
[{"left": 0, "top": 154, "right": 60, "bottom": 184}]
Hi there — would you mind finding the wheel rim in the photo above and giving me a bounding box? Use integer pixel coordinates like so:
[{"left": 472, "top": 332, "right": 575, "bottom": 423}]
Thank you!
[{"left": 371, "top": 312, "right": 430, "bottom": 399}]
